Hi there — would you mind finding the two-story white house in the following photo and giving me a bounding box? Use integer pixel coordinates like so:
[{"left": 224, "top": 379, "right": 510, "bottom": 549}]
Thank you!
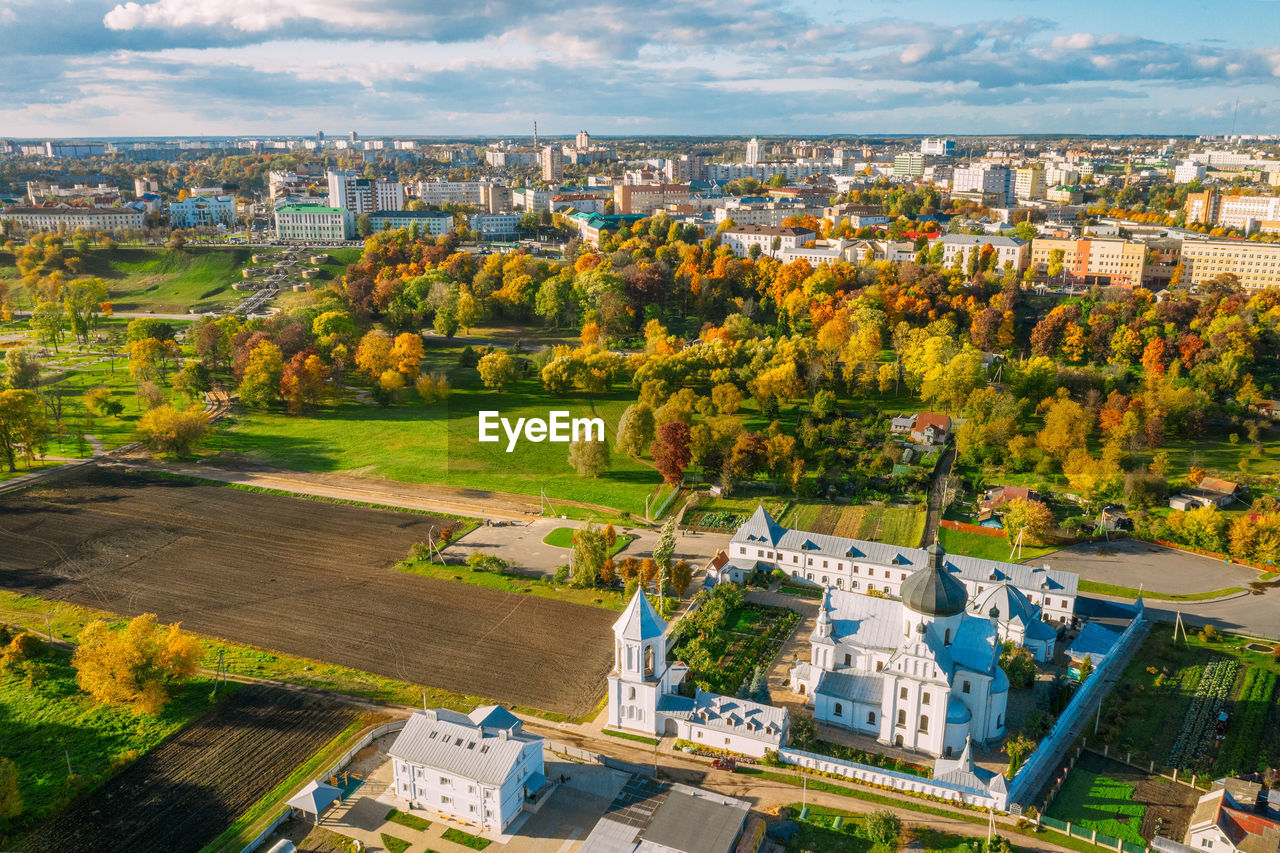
[
  {"left": 724, "top": 507, "right": 1077, "bottom": 625},
  {"left": 388, "top": 705, "right": 547, "bottom": 834}
]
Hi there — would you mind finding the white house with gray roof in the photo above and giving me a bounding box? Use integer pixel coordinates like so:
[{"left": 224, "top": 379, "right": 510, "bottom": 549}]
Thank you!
[
  {"left": 607, "top": 590, "right": 787, "bottom": 758},
  {"left": 726, "top": 506, "right": 1077, "bottom": 624},
  {"left": 388, "top": 705, "right": 546, "bottom": 833},
  {"left": 789, "top": 545, "right": 1012, "bottom": 758}
]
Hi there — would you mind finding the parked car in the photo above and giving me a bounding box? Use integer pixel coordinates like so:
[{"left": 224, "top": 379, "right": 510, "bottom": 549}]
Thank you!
[{"left": 712, "top": 757, "right": 737, "bottom": 771}]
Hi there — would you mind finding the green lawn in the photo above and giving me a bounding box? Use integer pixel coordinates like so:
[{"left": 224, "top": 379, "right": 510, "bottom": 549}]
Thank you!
[
  {"left": 782, "top": 804, "right": 897, "bottom": 853},
  {"left": 938, "top": 526, "right": 1058, "bottom": 564},
  {"left": 386, "top": 808, "right": 432, "bottom": 831},
  {"left": 396, "top": 557, "right": 625, "bottom": 610},
  {"left": 79, "top": 247, "right": 259, "bottom": 313},
  {"left": 0, "top": 637, "right": 220, "bottom": 835},
  {"left": 541, "top": 526, "right": 633, "bottom": 555},
  {"left": 206, "top": 366, "right": 666, "bottom": 516},
  {"left": 1046, "top": 772, "right": 1147, "bottom": 846},
  {"left": 1077, "top": 580, "right": 1245, "bottom": 601},
  {"left": 380, "top": 833, "right": 412, "bottom": 853},
  {"left": 441, "top": 827, "right": 490, "bottom": 850}
]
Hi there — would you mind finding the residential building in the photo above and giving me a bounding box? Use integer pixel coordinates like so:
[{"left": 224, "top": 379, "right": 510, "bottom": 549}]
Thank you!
[
  {"left": 366, "top": 209, "right": 454, "bottom": 236},
  {"left": 512, "top": 186, "right": 557, "bottom": 211},
  {"left": 725, "top": 506, "right": 1078, "bottom": 624},
  {"left": 1180, "top": 239, "right": 1280, "bottom": 290},
  {"left": 1174, "top": 161, "right": 1208, "bottom": 184},
  {"left": 606, "top": 590, "right": 787, "bottom": 757},
  {"left": 274, "top": 205, "right": 354, "bottom": 241},
  {"left": 824, "top": 203, "right": 890, "bottom": 230},
  {"left": 577, "top": 779, "right": 752, "bottom": 853},
  {"left": 1045, "top": 166, "right": 1080, "bottom": 187},
  {"left": 1168, "top": 477, "right": 1242, "bottom": 510},
  {"left": 388, "top": 705, "right": 546, "bottom": 833},
  {"left": 484, "top": 148, "right": 537, "bottom": 168},
  {"left": 789, "top": 544, "right": 1016, "bottom": 757},
  {"left": 169, "top": 195, "right": 237, "bottom": 229},
  {"left": 540, "top": 145, "right": 563, "bottom": 183},
  {"left": 1029, "top": 236, "right": 1147, "bottom": 287},
  {"left": 415, "top": 180, "right": 491, "bottom": 207},
  {"left": 0, "top": 204, "right": 143, "bottom": 232},
  {"left": 575, "top": 130, "right": 591, "bottom": 150},
  {"left": 745, "top": 137, "right": 761, "bottom": 165},
  {"left": 894, "top": 152, "right": 925, "bottom": 178},
  {"left": 133, "top": 177, "right": 160, "bottom": 196},
  {"left": 905, "top": 412, "right": 952, "bottom": 445},
  {"left": 613, "top": 183, "right": 691, "bottom": 215},
  {"left": 1185, "top": 778, "right": 1280, "bottom": 853},
  {"left": 469, "top": 213, "right": 521, "bottom": 240},
  {"left": 664, "top": 154, "right": 707, "bottom": 183},
  {"left": 1046, "top": 186, "right": 1085, "bottom": 204},
  {"left": 326, "top": 170, "right": 404, "bottom": 215},
  {"left": 549, "top": 193, "right": 608, "bottom": 214},
  {"left": 1014, "top": 165, "right": 1046, "bottom": 200},
  {"left": 720, "top": 224, "right": 816, "bottom": 258},
  {"left": 920, "top": 138, "right": 956, "bottom": 156},
  {"left": 25, "top": 181, "right": 120, "bottom": 207},
  {"left": 934, "top": 234, "right": 1029, "bottom": 270},
  {"left": 713, "top": 201, "right": 820, "bottom": 228},
  {"left": 1185, "top": 191, "right": 1280, "bottom": 233},
  {"left": 952, "top": 164, "right": 1013, "bottom": 205}
]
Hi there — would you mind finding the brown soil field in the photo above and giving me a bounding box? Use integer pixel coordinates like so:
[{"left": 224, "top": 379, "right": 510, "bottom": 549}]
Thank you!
[
  {"left": 19, "top": 685, "right": 364, "bottom": 853},
  {"left": 0, "top": 467, "right": 614, "bottom": 717}
]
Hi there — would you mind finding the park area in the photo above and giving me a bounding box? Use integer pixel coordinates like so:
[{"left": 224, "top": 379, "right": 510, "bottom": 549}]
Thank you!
[
  {"left": 0, "top": 467, "right": 616, "bottom": 717},
  {"left": 668, "top": 585, "right": 801, "bottom": 696},
  {"left": 16, "top": 683, "right": 365, "bottom": 853},
  {"left": 1092, "top": 628, "right": 1280, "bottom": 777},
  {"left": 1045, "top": 751, "right": 1201, "bottom": 847}
]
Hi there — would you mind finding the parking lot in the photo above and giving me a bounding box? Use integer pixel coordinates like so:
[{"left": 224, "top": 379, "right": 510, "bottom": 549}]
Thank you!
[{"left": 1037, "top": 538, "right": 1261, "bottom": 594}]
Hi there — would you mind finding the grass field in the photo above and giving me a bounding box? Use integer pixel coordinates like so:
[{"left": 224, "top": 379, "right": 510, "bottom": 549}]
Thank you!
[
  {"left": 938, "top": 526, "right": 1058, "bottom": 563},
  {"left": 206, "top": 351, "right": 666, "bottom": 516},
  {"left": 79, "top": 247, "right": 259, "bottom": 313},
  {"left": 541, "top": 526, "right": 633, "bottom": 555},
  {"left": 790, "top": 502, "right": 926, "bottom": 546},
  {"left": 396, "top": 556, "right": 625, "bottom": 610},
  {"left": 1046, "top": 772, "right": 1147, "bottom": 846},
  {"left": 0, "top": 637, "right": 219, "bottom": 834}
]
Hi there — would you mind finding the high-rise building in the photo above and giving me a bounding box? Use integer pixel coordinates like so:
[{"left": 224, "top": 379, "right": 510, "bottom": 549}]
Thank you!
[
  {"left": 575, "top": 130, "right": 591, "bottom": 150},
  {"left": 326, "top": 170, "right": 403, "bottom": 215},
  {"left": 952, "top": 164, "right": 1013, "bottom": 205},
  {"left": 920, "top": 137, "right": 956, "bottom": 156},
  {"left": 349, "top": 130, "right": 359, "bottom": 143},
  {"left": 1186, "top": 190, "right": 1280, "bottom": 232},
  {"left": 1014, "top": 165, "right": 1046, "bottom": 200},
  {"left": 893, "top": 152, "right": 924, "bottom": 178},
  {"left": 1173, "top": 161, "right": 1206, "bottom": 184},
  {"left": 540, "top": 146, "right": 563, "bottom": 183},
  {"left": 745, "top": 137, "right": 761, "bottom": 166}
]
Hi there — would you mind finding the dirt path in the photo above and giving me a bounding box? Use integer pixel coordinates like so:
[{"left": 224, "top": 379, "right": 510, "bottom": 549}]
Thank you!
[{"left": 922, "top": 444, "right": 956, "bottom": 547}]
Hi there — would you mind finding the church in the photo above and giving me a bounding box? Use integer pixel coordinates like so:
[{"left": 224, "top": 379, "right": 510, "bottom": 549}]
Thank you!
[
  {"left": 789, "top": 540, "right": 1045, "bottom": 758},
  {"left": 606, "top": 589, "right": 788, "bottom": 758}
]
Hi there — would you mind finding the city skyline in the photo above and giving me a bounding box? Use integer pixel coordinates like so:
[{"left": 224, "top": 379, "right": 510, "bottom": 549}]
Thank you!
[{"left": 2, "top": 0, "right": 1279, "bottom": 137}]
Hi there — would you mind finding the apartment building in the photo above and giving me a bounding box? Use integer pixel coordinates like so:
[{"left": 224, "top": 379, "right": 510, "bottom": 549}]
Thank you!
[
  {"left": 1180, "top": 239, "right": 1280, "bottom": 290},
  {"left": 720, "top": 224, "right": 816, "bottom": 258},
  {"left": 274, "top": 205, "right": 354, "bottom": 241},
  {"left": 1014, "top": 165, "right": 1046, "bottom": 200},
  {"left": 952, "top": 164, "right": 1013, "bottom": 205},
  {"left": 1186, "top": 191, "right": 1280, "bottom": 233},
  {"left": 935, "top": 234, "right": 1029, "bottom": 270},
  {"left": 613, "top": 183, "right": 691, "bottom": 215},
  {"left": 366, "top": 210, "right": 455, "bottom": 236},
  {"left": 415, "top": 180, "right": 489, "bottom": 207},
  {"left": 326, "top": 171, "right": 404, "bottom": 215},
  {"left": 893, "top": 152, "right": 924, "bottom": 178},
  {"left": 1030, "top": 236, "right": 1147, "bottom": 286},
  {"left": 920, "top": 137, "right": 955, "bottom": 156},
  {"left": 1174, "top": 161, "right": 1207, "bottom": 184},
  {"left": 713, "top": 201, "right": 820, "bottom": 227},
  {"left": 540, "top": 145, "right": 563, "bottom": 182},
  {"left": 1, "top": 204, "right": 143, "bottom": 232}
]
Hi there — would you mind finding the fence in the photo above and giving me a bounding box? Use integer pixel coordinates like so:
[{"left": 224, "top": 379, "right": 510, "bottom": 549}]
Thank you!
[
  {"left": 1005, "top": 600, "right": 1148, "bottom": 809},
  {"left": 777, "top": 747, "right": 1004, "bottom": 810},
  {"left": 546, "top": 740, "right": 656, "bottom": 778},
  {"left": 239, "top": 808, "right": 292, "bottom": 853}
]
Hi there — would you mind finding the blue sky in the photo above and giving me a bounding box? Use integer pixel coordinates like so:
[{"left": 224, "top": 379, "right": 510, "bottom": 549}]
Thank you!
[{"left": 2, "top": 0, "right": 1278, "bottom": 137}]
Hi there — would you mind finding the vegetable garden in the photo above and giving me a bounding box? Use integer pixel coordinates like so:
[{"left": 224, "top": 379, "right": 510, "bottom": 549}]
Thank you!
[
  {"left": 1165, "top": 657, "right": 1240, "bottom": 770},
  {"left": 668, "top": 585, "right": 800, "bottom": 696}
]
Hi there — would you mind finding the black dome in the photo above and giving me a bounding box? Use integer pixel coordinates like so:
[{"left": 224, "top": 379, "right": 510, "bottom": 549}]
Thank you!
[{"left": 902, "top": 544, "right": 968, "bottom": 616}]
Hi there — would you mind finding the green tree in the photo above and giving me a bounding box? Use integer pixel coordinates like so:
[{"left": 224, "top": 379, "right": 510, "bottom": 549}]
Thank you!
[
  {"left": 1002, "top": 733, "right": 1036, "bottom": 777},
  {"left": 171, "top": 362, "right": 211, "bottom": 400},
  {"left": 1002, "top": 498, "right": 1054, "bottom": 546},
  {"left": 571, "top": 523, "right": 607, "bottom": 587},
  {"left": 568, "top": 435, "right": 610, "bottom": 477},
  {"left": 4, "top": 347, "right": 41, "bottom": 389},
  {"left": 357, "top": 214, "right": 372, "bottom": 237},
  {"left": 653, "top": 517, "right": 677, "bottom": 569},
  {"left": 30, "top": 300, "right": 65, "bottom": 351},
  {"left": 615, "top": 402, "right": 655, "bottom": 457},
  {"left": 0, "top": 389, "right": 46, "bottom": 472},
  {"left": 477, "top": 350, "right": 515, "bottom": 390},
  {"left": 0, "top": 756, "right": 21, "bottom": 820}
]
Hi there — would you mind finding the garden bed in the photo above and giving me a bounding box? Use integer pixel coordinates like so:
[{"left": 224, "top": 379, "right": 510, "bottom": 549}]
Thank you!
[{"left": 668, "top": 587, "right": 801, "bottom": 696}]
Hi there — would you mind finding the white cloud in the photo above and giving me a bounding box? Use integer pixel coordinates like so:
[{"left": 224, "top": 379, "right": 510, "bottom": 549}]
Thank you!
[{"left": 104, "top": 0, "right": 395, "bottom": 32}]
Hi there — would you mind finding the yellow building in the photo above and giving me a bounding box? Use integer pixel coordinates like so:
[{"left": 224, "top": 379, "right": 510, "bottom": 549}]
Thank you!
[
  {"left": 1029, "top": 236, "right": 1147, "bottom": 286},
  {"left": 1181, "top": 239, "right": 1280, "bottom": 290}
]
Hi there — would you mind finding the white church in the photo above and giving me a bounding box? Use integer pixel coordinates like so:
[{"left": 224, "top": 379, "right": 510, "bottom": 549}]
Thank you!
[{"left": 606, "top": 589, "right": 789, "bottom": 758}]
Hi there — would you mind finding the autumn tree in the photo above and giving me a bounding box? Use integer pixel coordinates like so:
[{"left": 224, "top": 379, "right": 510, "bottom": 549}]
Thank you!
[
  {"left": 568, "top": 435, "right": 610, "bottom": 477},
  {"left": 0, "top": 389, "right": 46, "bottom": 472},
  {"left": 73, "top": 613, "right": 201, "bottom": 715},
  {"left": 571, "top": 523, "right": 607, "bottom": 588},
  {"left": 3, "top": 347, "right": 41, "bottom": 390},
  {"left": 390, "top": 332, "right": 424, "bottom": 379},
  {"left": 354, "top": 329, "right": 393, "bottom": 380},
  {"left": 477, "top": 350, "right": 516, "bottom": 390},
  {"left": 651, "top": 420, "right": 691, "bottom": 486},
  {"left": 238, "top": 340, "right": 283, "bottom": 408},
  {"left": 1036, "top": 392, "right": 1092, "bottom": 460},
  {"left": 1002, "top": 498, "right": 1054, "bottom": 546},
  {"left": 281, "top": 350, "right": 330, "bottom": 414}
]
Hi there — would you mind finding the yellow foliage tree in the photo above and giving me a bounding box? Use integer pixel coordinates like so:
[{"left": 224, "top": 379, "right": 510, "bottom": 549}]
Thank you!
[{"left": 73, "top": 614, "right": 200, "bottom": 716}]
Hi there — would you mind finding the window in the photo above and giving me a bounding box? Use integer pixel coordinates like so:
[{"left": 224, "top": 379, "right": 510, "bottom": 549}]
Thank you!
[
  {"left": 836, "top": 578, "right": 843, "bottom": 588},
  {"left": 834, "top": 702, "right": 844, "bottom": 717},
  {"left": 867, "top": 711, "right": 876, "bottom": 724},
  {"left": 1201, "top": 840, "right": 1213, "bottom": 849},
  {"left": 823, "top": 560, "right": 828, "bottom": 568},
  {"left": 792, "top": 555, "right": 798, "bottom": 563},
  {"left": 944, "top": 628, "right": 951, "bottom": 645},
  {"left": 1062, "top": 599, "right": 1068, "bottom": 608},
  {"left": 822, "top": 576, "right": 828, "bottom": 584},
  {"left": 757, "top": 549, "right": 763, "bottom": 557},
  {"left": 922, "top": 692, "right": 931, "bottom": 706},
  {"left": 900, "top": 687, "right": 908, "bottom": 700},
  {"left": 897, "top": 709, "right": 906, "bottom": 727},
  {"left": 725, "top": 737, "right": 731, "bottom": 745},
  {"left": 738, "top": 546, "right": 747, "bottom": 555},
  {"left": 997, "top": 714, "right": 1004, "bottom": 727},
  {"left": 644, "top": 645, "right": 654, "bottom": 678},
  {"left": 807, "top": 573, "right": 813, "bottom": 581},
  {"left": 440, "top": 776, "right": 451, "bottom": 785},
  {"left": 868, "top": 568, "right": 875, "bottom": 577},
  {"left": 945, "top": 746, "right": 953, "bottom": 758},
  {"left": 962, "top": 681, "right": 971, "bottom": 694},
  {"left": 697, "top": 731, "right": 703, "bottom": 738},
  {"left": 844, "top": 653, "right": 852, "bottom": 665},
  {"left": 884, "top": 585, "right": 890, "bottom": 593},
  {"left": 919, "top": 715, "right": 929, "bottom": 733},
  {"left": 442, "top": 795, "right": 453, "bottom": 805},
  {"left": 876, "top": 662, "right": 884, "bottom": 672}
]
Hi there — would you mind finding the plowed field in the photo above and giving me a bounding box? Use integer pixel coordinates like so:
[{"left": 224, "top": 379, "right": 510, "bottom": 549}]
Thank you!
[{"left": 0, "top": 468, "right": 614, "bottom": 716}]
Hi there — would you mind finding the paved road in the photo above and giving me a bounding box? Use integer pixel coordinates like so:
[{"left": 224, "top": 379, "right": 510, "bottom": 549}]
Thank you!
[{"left": 1039, "top": 538, "right": 1261, "bottom": 594}]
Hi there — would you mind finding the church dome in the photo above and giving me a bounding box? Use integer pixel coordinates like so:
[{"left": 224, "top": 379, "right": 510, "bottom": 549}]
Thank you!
[{"left": 901, "top": 543, "right": 968, "bottom": 616}]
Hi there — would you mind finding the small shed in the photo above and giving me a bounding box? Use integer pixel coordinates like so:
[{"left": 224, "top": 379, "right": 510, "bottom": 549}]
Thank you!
[{"left": 1064, "top": 622, "right": 1123, "bottom": 680}]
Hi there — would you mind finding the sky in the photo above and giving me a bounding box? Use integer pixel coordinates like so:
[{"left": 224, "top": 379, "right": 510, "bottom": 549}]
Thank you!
[{"left": 2, "top": 0, "right": 1279, "bottom": 138}]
